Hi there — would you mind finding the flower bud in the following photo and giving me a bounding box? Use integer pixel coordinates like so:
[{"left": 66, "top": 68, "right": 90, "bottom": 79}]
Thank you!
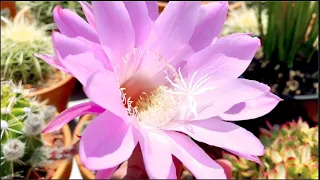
[
  {"left": 22, "top": 113, "right": 45, "bottom": 136},
  {"left": 3, "top": 139, "right": 25, "bottom": 161}
]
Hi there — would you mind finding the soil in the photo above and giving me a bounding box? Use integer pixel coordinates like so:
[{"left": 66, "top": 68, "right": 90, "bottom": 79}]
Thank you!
[
  {"left": 23, "top": 68, "right": 67, "bottom": 92},
  {"left": 242, "top": 51, "right": 318, "bottom": 97},
  {"left": 24, "top": 129, "right": 66, "bottom": 179}
]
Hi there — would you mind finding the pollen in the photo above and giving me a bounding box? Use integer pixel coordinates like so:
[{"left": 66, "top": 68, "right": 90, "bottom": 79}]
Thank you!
[{"left": 135, "top": 85, "right": 181, "bottom": 129}]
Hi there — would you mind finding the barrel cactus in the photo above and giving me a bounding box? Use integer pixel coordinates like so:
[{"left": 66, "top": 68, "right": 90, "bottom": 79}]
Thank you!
[
  {"left": 0, "top": 81, "right": 73, "bottom": 179},
  {"left": 16, "top": 1, "right": 87, "bottom": 26},
  {"left": 1, "top": 14, "right": 54, "bottom": 86},
  {"left": 223, "top": 118, "right": 318, "bottom": 179}
]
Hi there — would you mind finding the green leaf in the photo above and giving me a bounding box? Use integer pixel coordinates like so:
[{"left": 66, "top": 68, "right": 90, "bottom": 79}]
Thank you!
[
  {"left": 300, "top": 144, "right": 311, "bottom": 163},
  {"left": 270, "top": 149, "right": 283, "bottom": 164},
  {"left": 274, "top": 163, "right": 287, "bottom": 179}
]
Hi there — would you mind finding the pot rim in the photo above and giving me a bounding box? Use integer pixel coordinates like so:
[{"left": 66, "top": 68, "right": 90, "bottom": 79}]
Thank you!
[
  {"left": 26, "top": 74, "right": 74, "bottom": 97},
  {"left": 73, "top": 114, "right": 95, "bottom": 179}
]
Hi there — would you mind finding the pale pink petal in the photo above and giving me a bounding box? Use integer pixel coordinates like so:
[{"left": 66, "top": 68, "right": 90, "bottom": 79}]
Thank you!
[
  {"left": 194, "top": 79, "right": 271, "bottom": 120},
  {"left": 224, "top": 148, "right": 263, "bottom": 165},
  {"left": 60, "top": 51, "right": 106, "bottom": 85},
  {"left": 53, "top": 6, "right": 99, "bottom": 43},
  {"left": 123, "top": 2, "right": 152, "bottom": 46},
  {"left": 42, "top": 101, "right": 104, "bottom": 133},
  {"left": 52, "top": 31, "right": 90, "bottom": 59},
  {"left": 183, "top": 34, "right": 260, "bottom": 82},
  {"left": 79, "top": 1, "right": 96, "bottom": 28},
  {"left": 164, "top": 131, "right": 226, "bottom": 179},
  {"left": 139, "top": 130, "right": 176, "bottom": 179},
  {"left": 83, "top": 70, "right": 127, "bottom": 118},
  {"left": 34, "top": 54, "right": 70, "bottom": 74},
  {"left": 219, "top": 92, "right": 282, "bottom": 121},
  {"left": 146, "top": 1, "right": 200, "bottom": 61},
  {"left": 79, "top": 111, "right": 137, "bottom": 170},
  {"left": 166, "top": 118, "right": 265, "bottom": 156},
  {"left": 95, "top": 166, "right": 119, "bottom": 179},
  {"left": 189, "top": 1, "right": 228, "bottom": 51},
  {"left": 145, "top": 1, "right": 159, "bottom": 21},
  {"left": 91, "top": 1, "right": 135, "bottom": 66}
]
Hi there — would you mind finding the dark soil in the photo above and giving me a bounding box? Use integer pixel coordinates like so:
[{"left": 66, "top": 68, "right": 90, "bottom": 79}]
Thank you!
[{"left": 242, "top": 51, "right": 318, "bottom": 97}]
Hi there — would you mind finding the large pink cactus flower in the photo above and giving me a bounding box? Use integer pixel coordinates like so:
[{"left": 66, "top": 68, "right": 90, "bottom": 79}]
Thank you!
[{"left": 37, "top": 1, "right": 281, "bottom": 179}]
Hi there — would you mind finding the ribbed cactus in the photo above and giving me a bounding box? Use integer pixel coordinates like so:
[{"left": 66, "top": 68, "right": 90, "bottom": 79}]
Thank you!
[
  {"left": 1, "top": 15, "right": 54, "bottom": 86},
  {"left": 224, "top": 118, "right": 318, "bottom": 179},
  {"left": 0, "top": 81, "right": 61, "bottom": 179},
  {"left": 16, "top": 1, "right": 88, "bottom": 26}
]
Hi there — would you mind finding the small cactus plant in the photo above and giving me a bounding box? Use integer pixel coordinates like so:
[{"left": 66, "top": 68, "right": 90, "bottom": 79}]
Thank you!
[
  {"left": 0, "top": 81, "right": 74, "bottom": 179},
  {"left": 223, "top": 118, "right": 318, "bottom": 179},
  {"left": 16, "top": 1, "right": 88, "bottom": 26},
  {"left": 222, "top": 2, "right": 268, "bottom": 37},
  {"left": 1, "top": 14, "right": 54, "bottom": 86}
]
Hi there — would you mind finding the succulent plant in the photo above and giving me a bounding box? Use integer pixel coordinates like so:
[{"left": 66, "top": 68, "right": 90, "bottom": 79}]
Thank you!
[
  {"left": 16, "top": 1, "right": 88, "bottom": 27},
  {"left": 223, "top": 118, "right": 318, "bottom": 179},
  {"left": 222, "top": 2, "right": 268, "bottom": 37},
  {"left": 1, "top": 14, "right": 54, "bottom": 86},
  {"left": 0, "top": 80, "right": 75, "bottom": 179}
]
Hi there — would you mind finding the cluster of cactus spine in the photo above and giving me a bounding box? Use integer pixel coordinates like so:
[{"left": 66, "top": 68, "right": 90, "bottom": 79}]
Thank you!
[
  {"left": 16, "top": 1, "right": 88, "bottom": 26},
  {"left": 1, "top": 13, "right": 54, "bottom": 86},
  {"left": 0, "top": 80, "right": 75, "bottom": 179},
  {"left": 224, "top": 118, "right": 318, "bottom": 179}
]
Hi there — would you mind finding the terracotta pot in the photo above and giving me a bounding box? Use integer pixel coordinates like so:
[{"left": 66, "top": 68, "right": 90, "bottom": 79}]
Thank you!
[
  {"left": 50, "top": 124, "right": 73, "bottom": 179},
  {"left": 1, "top": 1, "right": 16, "bottom": 18},
  {"left": 26, "top": 75, "right": 77, "bottom": 113},
  {"left": 73, "top": 114, "right": 95, "bottom": 179}
]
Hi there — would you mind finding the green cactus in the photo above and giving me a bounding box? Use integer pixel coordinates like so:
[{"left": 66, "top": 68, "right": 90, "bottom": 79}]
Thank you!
[
  {"left": 1, "top": 15, "right": 54, "bottom": 86},
  {"left": 16, "top": 1, "right": 88, "bottom": 27},
  {"left": 0, "top": 80, "right": 58, "bottom": 179},
  {"left": 224, "top": 118, "right": 318, "bottom": 179}
]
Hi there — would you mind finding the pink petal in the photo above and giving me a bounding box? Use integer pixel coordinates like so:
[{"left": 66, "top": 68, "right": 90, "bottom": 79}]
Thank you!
[
  {"left": 145, "top": 1, "right": 159, "bottom": 21},
  {"left": 79, "top": 1, "right": 96, "bottom": 28},
  {"left": 167, "top": 118, "right": 265, "bottom": 156},
  {"left": 52, "top": 31, "right": 90, "bottom": 59},
  {"left": 60, "top": 51, "right": 106, "bottom": 86},
  {"left": 34, "top": 54, "right": 70, "bottom": 74},
  {"left": 42, "top": 101, "right": 104, "bottom": 133},
  {"left": 194, "top": 79, "right": 271, "bottom": 120},
  {"left": 53, "top": 6, "right": 99, "bottom": 43},
  {"left": 79, "top": 111, "right": 137, "bottom": 170},
  {"left": 164, "top": 131, "right": 226, "bottom": 179},
  {"left": 83, "top": 70, "right": 127, "bottom": 119},
  {"left": 189, "top": 1, "right": 228, "bottom": 52},
  {"left": 139, "top": 130, "right": 176, "bottom": 179},
  {"left": 91, "top": 1, "right": 135, "bottom": 66},
  {"left": 224, "top": 148, "right": 263, "bottom": 165},
  {"left": 95, "top": 166, "right": 119, "bottom": 179},
  {"left": 183, "top": 34, "right": 260, "bottom": 82},
  {"left": 146, "top": 1, "right": 200, "bottom": 61},
  {"left": 220, "top": 92, "right": 282, "bottom": 121},
  {"left": 123, "top": 2, "right": 152, "bottom": 46}
]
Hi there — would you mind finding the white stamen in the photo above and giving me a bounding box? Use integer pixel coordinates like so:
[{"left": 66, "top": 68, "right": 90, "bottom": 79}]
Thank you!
[{"left": 1, "top": 120, "right": 8, "bottom": 130}]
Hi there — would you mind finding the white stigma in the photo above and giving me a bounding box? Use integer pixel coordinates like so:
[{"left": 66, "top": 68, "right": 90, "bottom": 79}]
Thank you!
[{"left": 161, "top": 68, "right": 216, "bottom": 117}]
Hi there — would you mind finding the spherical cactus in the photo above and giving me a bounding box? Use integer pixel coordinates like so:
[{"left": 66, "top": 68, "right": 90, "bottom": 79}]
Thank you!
[
  {"left": 0, "top": 81, "right": 58, "bottom": 179},
  {"left": 1, "top": 14, "right": 54, "bottom": 86},
  {"left": 224, "top": 118, "right": 318, "bottom": 179},
  {"left": 16, "top": 1, "right": 87, "bottom": 26}
]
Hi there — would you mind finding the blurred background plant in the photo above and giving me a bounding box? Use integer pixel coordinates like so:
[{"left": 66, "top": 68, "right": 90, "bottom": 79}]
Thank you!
[
  {"left": 224, "top": 118, "right": 318, "bottom": 179},
  {"left": 0, "top": 80, "right": 75, "bottom": 179},
  {"left": 222, "top": 2, "right": 268, "bottom": 37},
  {"left": 1, "top": 13, "right": 54, "bottom": 87},
  {"left": 15, "top": 1, "right": 88, "bottom": 29},
  {"left": 258, "top": 1, "right": 318, "bottom": 68}
]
